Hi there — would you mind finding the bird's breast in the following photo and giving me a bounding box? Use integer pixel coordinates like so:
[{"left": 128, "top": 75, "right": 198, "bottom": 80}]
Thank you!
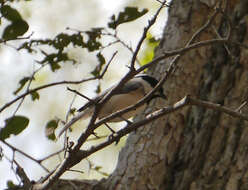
[{"left": 98, "top": 91, "right": 145, "bottom": 121}]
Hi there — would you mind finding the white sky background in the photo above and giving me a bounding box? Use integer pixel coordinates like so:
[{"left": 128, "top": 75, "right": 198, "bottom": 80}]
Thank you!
[{"left": 0, "top": 0, "right": 168, "bottom": 188}]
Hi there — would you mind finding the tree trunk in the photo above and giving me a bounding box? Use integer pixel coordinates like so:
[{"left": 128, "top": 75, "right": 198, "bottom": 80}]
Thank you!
[
  {"left": 54, "top": 0, "right": 248, "bottom": 189},
  {"left": 100, "top": 0, "right": 248, "bottom": 189}
]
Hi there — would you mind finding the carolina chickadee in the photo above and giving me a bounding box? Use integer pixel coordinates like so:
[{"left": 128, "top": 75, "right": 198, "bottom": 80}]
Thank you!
[{"left": 58, "top": 74, "right": 166, "bottom": 137}]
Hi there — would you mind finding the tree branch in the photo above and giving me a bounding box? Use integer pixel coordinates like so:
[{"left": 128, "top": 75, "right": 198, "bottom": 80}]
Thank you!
[
  {"left": 130, "top": 0, "right": 167, "bottom": 70},
  {"left": 0, "top": 51, "right": 117, "bottom": 114},
  {"left": 62, "top": 95, "right": 248, "bottom": 168},
  {"left": 31, "top": 4, "right": 248, "bottom": 189},
  {"left": 1, "top": 140, "right": 50, "bottom": 173}
]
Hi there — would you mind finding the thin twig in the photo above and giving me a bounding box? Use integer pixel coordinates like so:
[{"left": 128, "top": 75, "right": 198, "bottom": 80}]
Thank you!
[
  {"left": 67, "top": 169, "right": 84, "bottom": 174},
  {"left": 87, "top": 135, "right": 108, "bottom": 141},
  {"left": 0, "top": 32, "right": 34, "bottom": 44},
  {"left": 67, "top": 7, "right": 232, "bottom": 164},
  {"left": 0, "top": 51, "right": 118, "bottom": 114},
  {"left": 67, "top": 87, "right": 94, "bottom": 102},
  {"left": 212, "top": 25, "right": 232, "bottom": 55},
  {"left": 104, "top": 123, "right": 116, "bottom": 134},
  {"left": 1, "top": 140, "right": 50, "bottom": 173},
  {"left": 69, "top": 95, "right": 248, "bottom": 166},
  {"left": 62, "top": 90, "right": 78, "bottom": 146},
  {"left": 58, "top": 51, "right": 118, "bottom": 138},
  {"left": 13, "top": 63, "right": 48, "bottom": 115},
  {"left": 137, "top": 38, "right": 230, "bottom": 73},
  {"left": 130, "top": 0, "right": 166, "bottom": 70},
  {"left": 3, "top": 154, "right": 32, "bottom": 188},
  {"left": 154, "top": 0, "right": 171, "bottom": 7},
  {"left": 236, "top": 101, "right": 247, "bottom": 112},
  {"left": 33, "top": 4, "right": 248, "bottom": 189},
  {"left": 99, "top": 51, "right": 118, "bottom": 78},
  {"left": 16, "top": 164, "right": 32, "bottom": 188},
  {"left": 101, "top": 31, "right": 141, "bottom": 65},
  {"left": 0, "top": 77, "right": 97, "bottom": 113},
  {"left": 38, "top": 148, "right": 65, "bottom": 163},
  {"left": 187, "top": 96, "right": 248, "bottom": 120},
  {"left": 3, "top": 155, "right": 22, "bottom": 184}
]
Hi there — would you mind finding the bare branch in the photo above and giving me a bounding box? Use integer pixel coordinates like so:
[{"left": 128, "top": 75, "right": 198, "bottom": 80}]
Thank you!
[
  {"left": 101, "top": 31, "right": 139, "bottom": 62},
  {"left": 0, "top": 77, "right": 97, "bottom": 114},
  {"left": 130, "top": 0, "right": 167, "bottom": 70},
  {"left": 38, "top": 148, "right": 65, "bottom": 163},
  {"left": 99, "top": 51, "right": 118, "bottom": 78},
  {"left": 154, "top": 0, "right": 171, "bottom": 7},
  {"left": 0, "top": 51, "right": 117, "bottom": 114},
  {"left": 67, "top": 87, "right": 94, "bottom": 102},
  {"left": 61, "top": 95, "right": 248, "bottom": 168},
  {"left": 236, "top": 101, "right": 247, "bottom": 112},
  {"left": 93, "top": 10, "right": 225, "bottom": 127},
  {"left": 3, "top": 153, "right": 32, "bottom": 189},
  {"left": 186, "top": 96, "right": 248, "bottom": 121},
  {"left": 16, "top": 165, "right": 32, "bottom": 188},
  {"left": 0, "top": 32, "right": 34, "bottom": 44},
  {"left": 12, "top": 63, "right": 48, "bottom": 115},
  {"left": 1, "top": 140, "right": 50, "bottom": 173},
  {"left": 31, "top": 4, "right": 248, "bottom": 189}
]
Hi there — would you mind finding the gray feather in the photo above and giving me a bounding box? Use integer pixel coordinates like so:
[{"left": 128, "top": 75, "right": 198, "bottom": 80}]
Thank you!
[
  {"left": 78, "top": 81, "right": 142, "bottom": 112},
  {"left": 58, "top": 111, "right": 88, "bottom": 137}
]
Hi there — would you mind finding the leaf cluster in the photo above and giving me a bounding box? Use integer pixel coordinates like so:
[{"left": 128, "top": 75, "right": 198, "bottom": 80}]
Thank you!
[
  {"left": 0, "top": 4, "right": 150, "bottom": 142},
  {"left": 0, "top": 5, "right": 29, "bottom": 40}
]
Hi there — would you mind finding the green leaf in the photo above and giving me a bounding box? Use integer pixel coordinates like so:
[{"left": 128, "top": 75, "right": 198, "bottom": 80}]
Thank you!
[
  {"left": 148, "top": 36, "right": 160, "bottom": 44},
  {"left": 93, "top": 166, "right": 109, "bottom": 177},
  {"left": 70, "top": 33, "right": 84, "bottom": 47},
  {"left": 95, "top": 84, "right": 101, "bottom": 94},
  {"left": 30, "top": 91, "right": 40, "bottom": 101},
  {"left": 1, "top": 5, "right": 22, "bottom": 21},
  {"left": 140, "top": 33, "right": 160, "bottom": 66},
  {"left": 14, "top": 77, "right": 30, "bottom": 95},
  {"left": 84, "top": 28, "right": 103, "bottom": 52},
  {"left": 108, "top": 7, "right": 148, "bottom": 29},
  {"left": 97, "top": 52, "right": 106, "bottom": 65},
  {"left": 85, "top": 40, "right": 101, "bottom": 52},
  {"left": 1, "top": 5, "right": 29, "bottom": 41},
  {"left": 40, "top": 52, "right": 72, "bottom": 72},
  {"left": 45, "top": 119, "right": 59, "bottom": 141},
  {"left": 94, "top": 166, "right": 102, "bottom": 171},
  {"left": 54, "top": 33, "right": 71, "bottom": 50},
  {"left": 18, "top": 32, "right": 85, "bottom": 52},
  {"left": 91, "top": 52, "right": 106, "bottom": 77},
  {"left": 0, "top": 116, "right": 29, "bottom": 140},
  {"left": 6, "top": 180, "right": 18, "bottom": 189},
  {"left": 2, "top": 20, "right": 29, "bottom": 40},
  {"left": 51, "top": 62, "right": 61, "bottom": 71},
  {"left": 69, "top": 108, "right": 76, "bottom": 115}
]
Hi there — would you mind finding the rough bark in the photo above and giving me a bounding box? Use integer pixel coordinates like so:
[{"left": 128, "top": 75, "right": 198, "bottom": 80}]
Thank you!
[
  {"left": 101, "top": 0, "right": 248, "bottom": 189},
  {"left": 53, "top": 0, "right": 248, "bottom": 189}
]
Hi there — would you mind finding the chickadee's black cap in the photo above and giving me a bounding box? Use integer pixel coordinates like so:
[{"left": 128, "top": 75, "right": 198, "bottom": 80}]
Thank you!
[
  {"left": 138, "top": 75, "right": 159, "bottom": 88},
  {"left": 136, "top": 74, "right": 167, "bottom": 99}
]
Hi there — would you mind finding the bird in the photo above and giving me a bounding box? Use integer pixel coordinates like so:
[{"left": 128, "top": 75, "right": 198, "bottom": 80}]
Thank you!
[{"left": 58, "top": 74, "right": 166, "bottom": 137}]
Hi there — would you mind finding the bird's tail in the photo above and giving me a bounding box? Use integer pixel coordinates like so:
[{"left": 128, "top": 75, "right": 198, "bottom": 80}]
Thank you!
[{"left": 58, "top": 111, "right": 89, "bottom": 138}]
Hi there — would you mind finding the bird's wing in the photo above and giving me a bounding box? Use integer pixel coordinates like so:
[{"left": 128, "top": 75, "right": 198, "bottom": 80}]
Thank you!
[
  {"left": 78, "top": 80, "right": 143, "bottom": 112},
  {"left": 117, "top": 80, "right": 144, "bottom": 94},
  {"left": 77, "top": 95, "right": 102, "bottom": 112},
  {"left": 59, "top": 80, "right": 144, "bottom": 138}
]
